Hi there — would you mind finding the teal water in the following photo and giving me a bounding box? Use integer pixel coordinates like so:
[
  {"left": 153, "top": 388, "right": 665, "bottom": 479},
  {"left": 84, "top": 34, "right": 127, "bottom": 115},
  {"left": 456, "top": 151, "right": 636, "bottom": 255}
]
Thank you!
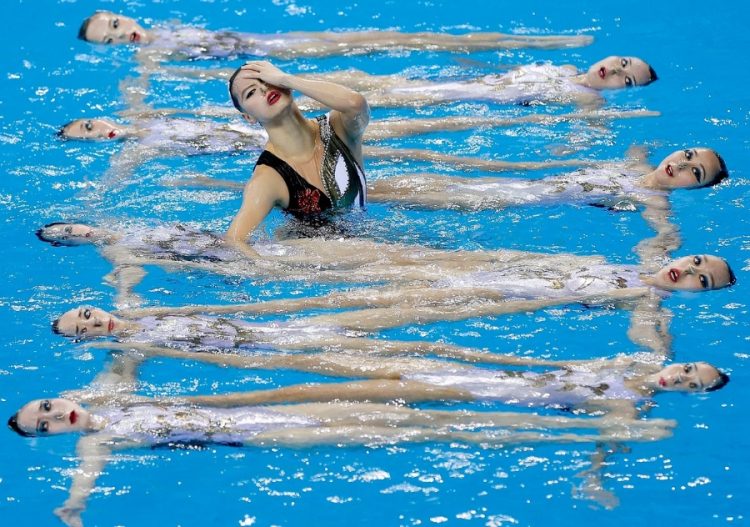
[{"left": 1, "top": 0, "right": 749, "bottom": 525}]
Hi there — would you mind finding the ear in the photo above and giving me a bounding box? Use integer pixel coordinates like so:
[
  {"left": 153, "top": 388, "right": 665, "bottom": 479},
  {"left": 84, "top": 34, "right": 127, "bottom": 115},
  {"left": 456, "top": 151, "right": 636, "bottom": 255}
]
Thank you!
[{"left": 241, "top": 113, "right": 256, "bottom": 125}]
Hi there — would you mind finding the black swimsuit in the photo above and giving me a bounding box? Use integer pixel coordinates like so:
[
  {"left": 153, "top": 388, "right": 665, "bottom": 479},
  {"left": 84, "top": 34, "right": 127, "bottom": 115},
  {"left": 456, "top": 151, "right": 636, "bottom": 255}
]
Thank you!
[{"left": 254, "top": 113, "right": 367, "bottom": 220}]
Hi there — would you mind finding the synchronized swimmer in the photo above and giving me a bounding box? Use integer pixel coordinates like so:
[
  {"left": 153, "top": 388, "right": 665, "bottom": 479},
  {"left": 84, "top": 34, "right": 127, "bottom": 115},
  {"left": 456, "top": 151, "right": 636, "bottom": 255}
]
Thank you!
[
  {"left": 78, "top": 11, "right": 594, "bottom": 61},
  {"left": 9, "top": 8, "right": 740, "bottom": 527},
  {"left": 368, "top": 147, "right": 728, "bottom": 211},
  {"left": 297, "top": 57, "right": 657, "bottom": 110}
]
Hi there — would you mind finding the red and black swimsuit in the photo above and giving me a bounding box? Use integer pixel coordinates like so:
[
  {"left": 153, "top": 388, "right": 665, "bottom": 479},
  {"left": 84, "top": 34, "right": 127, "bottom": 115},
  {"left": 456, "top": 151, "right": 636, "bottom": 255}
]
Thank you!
[{"left": 254, "top": 113, "right": 367, "bottom": 221}]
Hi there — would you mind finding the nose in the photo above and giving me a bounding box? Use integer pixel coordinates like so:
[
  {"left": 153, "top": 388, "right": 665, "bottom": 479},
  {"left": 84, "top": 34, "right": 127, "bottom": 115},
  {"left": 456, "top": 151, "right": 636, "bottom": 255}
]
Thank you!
[{"left": 93, "top": 318, "right": 102, "bottom": 328}]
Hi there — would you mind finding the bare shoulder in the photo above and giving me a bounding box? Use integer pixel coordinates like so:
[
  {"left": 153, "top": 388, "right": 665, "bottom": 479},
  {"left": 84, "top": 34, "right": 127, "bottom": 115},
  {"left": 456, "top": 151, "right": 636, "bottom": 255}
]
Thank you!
[{"left": 241, "top": 163, "right": 290, "bottom": 207}]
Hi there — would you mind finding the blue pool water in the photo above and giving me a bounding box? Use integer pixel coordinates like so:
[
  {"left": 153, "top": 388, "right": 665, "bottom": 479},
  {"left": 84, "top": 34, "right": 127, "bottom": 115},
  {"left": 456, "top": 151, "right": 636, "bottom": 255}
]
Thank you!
[{"left": 2, "top": 0, "right": 750, "bottom": 525}]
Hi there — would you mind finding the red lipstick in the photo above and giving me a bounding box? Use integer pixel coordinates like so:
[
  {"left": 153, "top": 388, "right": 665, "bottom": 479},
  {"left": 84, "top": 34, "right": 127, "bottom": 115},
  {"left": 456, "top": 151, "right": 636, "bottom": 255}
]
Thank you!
[
  {"left": 598, "top": 66, "right": 606, "bottom": 79},
  {"left": 108, "top": 130, "right": 117, "bottom": 139},
  {"left": 659, "top": 378, "right": 666, "bottom": 387},
  {"left": 665, "top": 165, "right": 673, "bottom": 177},
  {"left": 267, "top": 91, "right": 281, "bottom": 105},
  {"left": 669, "top": 269, "right": 680, "bottom": 283},
  {"left": 108, "top": 318, "right": 115, "bottom": 333},
  {"left": 69, "top": 410, "right": 78, "bottom": 425},
  {"left": 130, "top": 32, "right": 140, "bottom": 43}
]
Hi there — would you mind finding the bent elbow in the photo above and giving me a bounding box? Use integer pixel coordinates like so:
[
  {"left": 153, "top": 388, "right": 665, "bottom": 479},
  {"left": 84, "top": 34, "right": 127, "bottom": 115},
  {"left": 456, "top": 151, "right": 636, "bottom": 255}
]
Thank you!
[{"left": 348, "top": 93, "right": 370, "bottom": 118}]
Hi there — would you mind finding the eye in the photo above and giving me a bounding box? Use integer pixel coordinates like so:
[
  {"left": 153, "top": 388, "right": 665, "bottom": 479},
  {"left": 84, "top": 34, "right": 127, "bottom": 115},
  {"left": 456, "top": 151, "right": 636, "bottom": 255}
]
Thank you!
[
  {"left": 684, "top": 149, "right": 693, "bottom": 160},
  {"left": 42, "top": 400, "right": 51, "bottom": 412},
  {"left": 692, "top": 167, "right": 702, "bottom": 182},
  {"left": 621, "top": 58, "right": 628, "bottom": 67},
  {"left": 80, "top": 327, "right": 88, "bottom": 335},
  {"left": 84, "top": 121, "right": 93, "bottom": 132},
  {"left": 105, "top": 37, "right": 113, "bottom": 45},
  {"left": 684, "top": 364, "right": 693, "bottom": 373},
  {"left": 64, "top": 226, "right": 72, "bottom": 234},
  {"left": 693, "top": 255, "right": 702, "bottom": 266},
  {"left": 83, "top": 309, "right": 91, "bottom": 319},
  {"left": 624, "top": 77, "right": 633, "bottom": 87},
  {"left": 112, "top": 18, "right": 120, "bottom": 29},
  {"left": 39, "top": 421, "right": 49, "bottom": 434},
  {"left": 246, "top": 89, "right": 256, "bottom": 99},
  {"left": 699, "top": 275, "right": 709, "bottom": 289}
]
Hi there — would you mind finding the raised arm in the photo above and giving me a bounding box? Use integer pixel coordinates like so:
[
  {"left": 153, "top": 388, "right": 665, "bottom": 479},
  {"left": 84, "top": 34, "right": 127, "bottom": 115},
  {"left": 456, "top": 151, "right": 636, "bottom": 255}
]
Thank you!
[
  {"left": 307, "top": 287, "right": 651, "bottom": 332},
  {"left": 54, "top": 436, "right": 112, "bottom": 527},
  {"left": 278, "top": 30, "right": 593, "bottom": 56},
  {"left": 367, "top": 109, "right": 659, "bottom": 140},
  {"left": 241, "top": 61, "right": 370, "bottom": 153},
  {"left": 363, "top": 145, "right": 598, "bottom": 172}
]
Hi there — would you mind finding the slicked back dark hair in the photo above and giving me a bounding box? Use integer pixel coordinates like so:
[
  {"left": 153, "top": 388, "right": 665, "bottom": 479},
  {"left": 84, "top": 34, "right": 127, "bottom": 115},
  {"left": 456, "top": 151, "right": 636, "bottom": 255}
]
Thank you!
[
  {"left": 78, "top": 14, "right": 96, "bottom": 41},
  {"left": 8, "top": 413, "right": 34, "bottom": 437},
  {"left": 56, "top": 121, "right": 79, "bottom": 140},
  {"left": 725, "top": 260, "right": 737, "bottom": 287},
  {"left": 705, "top": 371, "right": 730, "bottom": 392},
  {"left": 35, "top": 222, "right": 75, "bottom": 247},
  {"left": 703, "top": 151, "right": 729, "bottom": 188},
  {"left": 228, "top": 66, "right": 245, "bottom": 113}
]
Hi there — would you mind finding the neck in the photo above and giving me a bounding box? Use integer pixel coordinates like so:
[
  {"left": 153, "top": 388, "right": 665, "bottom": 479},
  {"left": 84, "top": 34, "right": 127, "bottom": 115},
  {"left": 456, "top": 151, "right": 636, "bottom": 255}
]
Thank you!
[
  {"left": 88, "top": 412, "right": 106, "bottom": 432},
  {"left": 263, "top": 106, "right": 315, "bottom": 159},
  {"left": 115, "top": 319, "right": 144, "bottom": 337},
  {"left": 570, "top": 73, "right": 589, "bottom": 87},
  {"left": 623, "top": 374, "right": 657, "bottom": 396},
  {"left": 639, "top": 170, "right": 662, "bottom": 190},
  {"left": 101, "top": 231, "right": 123, "bottom": 244}
]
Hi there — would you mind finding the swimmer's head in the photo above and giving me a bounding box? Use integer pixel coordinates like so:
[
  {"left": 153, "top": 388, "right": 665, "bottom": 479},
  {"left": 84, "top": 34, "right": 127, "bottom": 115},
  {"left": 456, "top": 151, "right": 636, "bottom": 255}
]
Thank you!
[
  {"left": 35, "top": 223, "right": 102, "bottom": 247},
  {"left": 644, "top": 148, "right": 728, "bottom": 190},
  {"left": 645, "top": 362, "right": 729, "bottom": 393},
  {"left": 53, "top": 306, "right": 124, "bottom": 339},
  {"left": 584, "top": 56, "right": 657, "bottom": 90},
  {"left": 58, "top": 118, "right": 125, "bottom": 141},
  {"left": 78, "top": 11, "right": 150, "bottom": 45},
  {"left": 9, "top": 398, "right": 93, "bottom": 437},
  {"left": 228, "top": 65, "right": 292, "bottom": 122},
  {"left": 649, "top": 255, "right": 736, "bottom": 292}
]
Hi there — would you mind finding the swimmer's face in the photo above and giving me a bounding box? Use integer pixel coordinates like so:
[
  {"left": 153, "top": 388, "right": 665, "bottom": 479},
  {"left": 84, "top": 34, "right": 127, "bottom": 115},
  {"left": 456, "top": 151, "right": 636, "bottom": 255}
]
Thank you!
[
  {"left": 61, "top": 119, "right": 123, "bottom": 140},
  {"left": 649, "top": 148, "right": 724, "bottom": 190},
  {"left": 37, "top": 223, "right": 100, "bottom": 246},
  {"left": 651, "top": 362, "right": 724, "bottom": 393},
  {"left": 82, "top": 11, "right": 149, "bottom": 45},
  {"left": 15, "top": 398, "right": 92, "bottom": 436},
  {"left": 651, "top": 255, "right": 733, "bottom": 291},
  {"left": 585, "top": 56, "right": 654, "bottom": 90},
  {"left": 55, "top": 306, "right": 121, "bottom": 338},
  {"left": 230, "top": 72, "right": 292, "bottom": 122}
]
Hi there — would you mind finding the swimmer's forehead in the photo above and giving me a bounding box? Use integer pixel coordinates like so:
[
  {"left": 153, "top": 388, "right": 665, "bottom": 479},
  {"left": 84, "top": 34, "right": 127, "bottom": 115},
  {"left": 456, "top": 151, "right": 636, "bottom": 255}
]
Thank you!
[{"left": 85, "top": 12, "right": 116, "bottom": 40}]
